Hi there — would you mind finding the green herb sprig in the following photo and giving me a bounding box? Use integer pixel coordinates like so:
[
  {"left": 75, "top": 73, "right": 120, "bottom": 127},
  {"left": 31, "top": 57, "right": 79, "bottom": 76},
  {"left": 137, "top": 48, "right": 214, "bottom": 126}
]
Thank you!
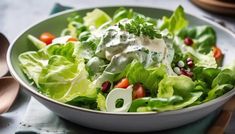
[{"left": 118, "top": 15, "right": 162, "bottom": 39}]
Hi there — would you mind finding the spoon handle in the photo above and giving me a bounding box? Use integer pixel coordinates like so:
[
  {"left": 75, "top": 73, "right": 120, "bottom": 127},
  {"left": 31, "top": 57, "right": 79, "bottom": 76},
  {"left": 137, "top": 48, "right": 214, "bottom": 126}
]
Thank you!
[{"left": 0, "top": 33, "right": 10, "bottom": 77}]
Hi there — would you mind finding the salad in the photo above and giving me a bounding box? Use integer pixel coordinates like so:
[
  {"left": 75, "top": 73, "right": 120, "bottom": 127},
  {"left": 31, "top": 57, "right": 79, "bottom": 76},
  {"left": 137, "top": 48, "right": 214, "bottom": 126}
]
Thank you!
[{"left": 19, "top": 6, "right": 235, "bottom": 112}]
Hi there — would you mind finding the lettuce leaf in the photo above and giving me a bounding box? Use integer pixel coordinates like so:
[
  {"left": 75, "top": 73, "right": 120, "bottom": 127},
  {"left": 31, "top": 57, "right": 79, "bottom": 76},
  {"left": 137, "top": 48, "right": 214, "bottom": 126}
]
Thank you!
[
  {"left": 224, "top": 61, "right": 235, "bottom": 79},
  {"left": 152, "top": 92, "right": 202, "bottom": 112},
  {"left": 45, "top": 42, "right": 78, "bottom": 62},
  {"left": 18, "top": 51, "right": 48, "bottom": 87},
  {"left": 205, "top": 84, "right": 233, "bottom": 102},
  {"left": 66, "top": 96, "right": 97, "bottom": 109},
  {"left": 158, "top": 6, "right": 188, "bottom": 34},
  {"left": 193, "top": 67, "right": 221, "bottom": 88},
  {"left": 129, "top": 92, "right": 202, "bottom": 112},
  {"left": 96, "top": 93, "right": 106, "bottom": 111},
  {"left": 84, "top": 9, "right": 111, "bottom": 28},
  {"left": 62, "top": 15, "right": 88, "bottom": 38},
  {"left": 27, "top": 35, "right": 46, "bottom": 49},
  {"left": 38, "top": 56, "right": 96, "bottom": 102},
  {"left": 86, "top": 57, "right": 106, "bottom": 78},
  {"left": 19, "top": 43, "right": 97, "bottom": 103},
  {"left": 94, "top": 50, "right": 165, "bottom": 87},
  {"left": 113, "top": 7, "right": 134, "bottom": 23},
  {"left": 116, "top": 60, "right": 166, "bottom": 96},
  {"left": 158, "top": 75, "right": 195, "bottom": 98},
  {"left": 193, "top": 67, "right": 235, "bottom": 102},
  {"left": 185, "top": 46, "right": 217, "bottom": 68},
  {"left": 212, "top": 69, "right": 235, "bottom": 88},
  {"left": 177, "top": 26, "right": 216, "bottom": 54},
  {"left": 129, "top": 97, "right": 150, "bottom": 112}
]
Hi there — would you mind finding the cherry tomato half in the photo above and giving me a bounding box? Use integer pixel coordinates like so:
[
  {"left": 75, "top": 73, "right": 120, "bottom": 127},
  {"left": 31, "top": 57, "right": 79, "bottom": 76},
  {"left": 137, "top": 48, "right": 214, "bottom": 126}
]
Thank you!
[
  {"left": 132, "top": 83, "right": 146, "bottom": 99},
  {"left": 213, "top": 46, "right": 222, "bottom": 60},
  {"left": 40, "top": 32, "right": 56, "bottom": 45},
  {"left": 115, "top": 78, "right": 129, "bottom": 88},
  {"left": 67, "top": 37, "right": 78, "bottom": 42}
]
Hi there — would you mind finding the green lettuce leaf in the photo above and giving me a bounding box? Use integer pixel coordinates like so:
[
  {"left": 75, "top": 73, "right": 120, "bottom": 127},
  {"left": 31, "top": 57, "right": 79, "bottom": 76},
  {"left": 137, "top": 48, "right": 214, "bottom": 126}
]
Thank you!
[
  {"left": 86, "top": 57, "right": 107, "bottom": 78},
  {"left": 84, "top": 9, "right": 111, "bottom": 28},
  {"left": 27, "top": 35, "right": 46, "bottom": 50},
  {"left": 45, "top": 42, "right": 78, "bottom": 62},
  {"left": 152, "top": 92, "right": 202, "bottom": 112},
  {"left": 177, "top": 26, "right": 216, "bottom": 54},
  {"left": 66, "top": 96, "right": 97, "bottom": 109},
  {"left": 94, "top": 49, "right": 165, "bottom": 87},
  {"left": 158, "top": 6, "right": 188, "bottom": 34},
  {"left": 19, "top": 42, "right": 97, "bottom": 103},
  {"left": 113, "top": 7, "right": 134, "bottom": 23},
  {"left": 129, "top": 92, "right": 202, "bottom": 112},
  {"left": 224, "top": 61, "right": 235, "bottom": 79},
  {"left": 96, "top": 93, "right": 106, "bottom": 111},
  {"left": 193, "top": 67, "right": 221, "bottom": 87},
  {"left": 205, "top": 84, "right": 233, "bottom": 102},
  {"left": 193, "top": 67, "right": 235, "bottom": 102},
  {"left": 212, "top": 69, "right": 235, "bottom": 88},
  {"left": 38, "top": 56, "right": 97, "bottom": 102},
  {"left": 18, "top": 51, "right": 48, "bottom": 87},
  {"left": 116, "top": 60, "right": 166, "bottom": 96},
  {"left": 158, "top": 75, "right": 195, "bottom": 98},
  {"left": 129, "top": 97, "right": 150, "bottom": 112},
  {"left": 186, "top": 46, "right": 217, "bottom": 68},
  {"left": 61, "top": 14, "right": 88, "bottom": 38}
]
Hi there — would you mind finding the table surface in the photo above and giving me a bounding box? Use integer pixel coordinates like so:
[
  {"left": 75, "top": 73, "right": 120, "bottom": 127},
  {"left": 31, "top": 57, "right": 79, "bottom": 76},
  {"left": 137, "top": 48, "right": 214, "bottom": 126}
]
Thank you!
[{"left": 0, "top": 0, "right": 235, "bottom": 133}]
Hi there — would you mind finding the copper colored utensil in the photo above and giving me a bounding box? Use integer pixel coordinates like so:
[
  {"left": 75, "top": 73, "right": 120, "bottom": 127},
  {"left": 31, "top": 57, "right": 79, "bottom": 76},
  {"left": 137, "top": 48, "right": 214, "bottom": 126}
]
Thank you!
[
  {"left": 0, "top": 33, "right": 10, "bottom": 77},
  {"left": 191, "top": 0, "right": 235, "bottom": 15},
  {"left": 0, "top": 76, "right": 20, "bottom": 114}
]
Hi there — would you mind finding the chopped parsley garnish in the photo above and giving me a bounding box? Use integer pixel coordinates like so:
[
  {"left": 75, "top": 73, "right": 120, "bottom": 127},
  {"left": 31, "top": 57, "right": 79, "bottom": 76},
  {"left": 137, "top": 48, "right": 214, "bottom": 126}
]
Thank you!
[{"left": 118, "top": 15, "right": 162, "bottom": 39}]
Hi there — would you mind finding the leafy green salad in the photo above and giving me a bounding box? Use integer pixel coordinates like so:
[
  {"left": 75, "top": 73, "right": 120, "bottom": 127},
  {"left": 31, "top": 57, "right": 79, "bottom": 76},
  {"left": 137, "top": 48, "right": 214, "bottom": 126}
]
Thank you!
[{"left": 19, "top": 6, "right": 235, "bottom": 112}]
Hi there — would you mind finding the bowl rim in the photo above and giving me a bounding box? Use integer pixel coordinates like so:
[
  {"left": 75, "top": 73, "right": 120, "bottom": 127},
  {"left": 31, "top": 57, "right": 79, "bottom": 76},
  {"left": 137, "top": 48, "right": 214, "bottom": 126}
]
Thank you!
[{"left": 7, "top": 5, "right": 235, "bottom": 116}]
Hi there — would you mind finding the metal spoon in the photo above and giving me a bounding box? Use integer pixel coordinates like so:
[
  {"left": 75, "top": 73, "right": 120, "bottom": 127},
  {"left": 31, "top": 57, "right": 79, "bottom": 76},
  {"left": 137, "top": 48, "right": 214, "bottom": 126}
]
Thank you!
[
  {"left": 0, "top": 33, "right": 10, "bottom": 77},
  {"left": 0, "top": 76, "right": 20, "bottom": 114}
]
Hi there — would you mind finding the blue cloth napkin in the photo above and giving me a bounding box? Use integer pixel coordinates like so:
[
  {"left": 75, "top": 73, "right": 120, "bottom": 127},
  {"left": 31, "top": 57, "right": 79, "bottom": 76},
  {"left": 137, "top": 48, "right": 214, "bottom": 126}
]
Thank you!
[{"left": 15, "top": 3, "right": 220, "bottom": 134}]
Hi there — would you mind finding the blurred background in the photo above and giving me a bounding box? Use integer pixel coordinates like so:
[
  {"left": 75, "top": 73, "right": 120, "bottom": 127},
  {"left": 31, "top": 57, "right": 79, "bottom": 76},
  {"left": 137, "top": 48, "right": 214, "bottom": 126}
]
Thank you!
[{"left": 0, "top": 0, "right": 234, "bottom": 41}]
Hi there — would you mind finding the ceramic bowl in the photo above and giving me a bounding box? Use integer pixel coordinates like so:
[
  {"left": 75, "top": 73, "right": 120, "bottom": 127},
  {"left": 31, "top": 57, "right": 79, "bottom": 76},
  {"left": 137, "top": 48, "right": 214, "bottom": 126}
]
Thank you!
[{"left": 7, "top": 6, "right": 235, "bottom": 132}]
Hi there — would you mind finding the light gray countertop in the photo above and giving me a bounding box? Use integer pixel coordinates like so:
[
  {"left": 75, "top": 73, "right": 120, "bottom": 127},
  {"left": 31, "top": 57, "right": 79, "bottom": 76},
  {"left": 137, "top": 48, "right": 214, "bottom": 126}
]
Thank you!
[{"left": 0, "top": 0, "right": 235, "bottom": 133}]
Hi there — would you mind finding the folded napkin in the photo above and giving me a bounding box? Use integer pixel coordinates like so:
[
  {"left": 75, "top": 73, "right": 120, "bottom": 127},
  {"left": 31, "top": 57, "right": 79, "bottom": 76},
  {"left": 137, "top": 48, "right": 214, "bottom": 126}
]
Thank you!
[
  {"left": 15, "top": 3, "right": 220, "bottom": 134},
  {"left": 16, "top": 98, "right": 219, "bottom": 134}
]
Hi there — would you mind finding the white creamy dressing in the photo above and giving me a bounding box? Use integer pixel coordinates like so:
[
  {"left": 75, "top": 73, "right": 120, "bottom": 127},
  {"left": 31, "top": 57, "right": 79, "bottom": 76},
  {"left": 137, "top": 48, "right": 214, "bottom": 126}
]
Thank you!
[
  {"left": 52, "top": 36, "right": 72, "bottom": 44},
  {"left": 96, "top": 23, "right": 176, "bottom": 75},
  {"left": 136, "top": 36, "right": 167, "bottom": 57},
  {"left": 102, "top": 26, "right": 168, "bottom": 61}
]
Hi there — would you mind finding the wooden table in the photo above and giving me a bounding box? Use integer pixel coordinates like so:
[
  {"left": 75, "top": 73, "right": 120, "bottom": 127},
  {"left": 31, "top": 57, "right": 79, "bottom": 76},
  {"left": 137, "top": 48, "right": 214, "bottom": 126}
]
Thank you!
[{"left": 0, "top": 0, "right": 235, "bottom": 133}]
